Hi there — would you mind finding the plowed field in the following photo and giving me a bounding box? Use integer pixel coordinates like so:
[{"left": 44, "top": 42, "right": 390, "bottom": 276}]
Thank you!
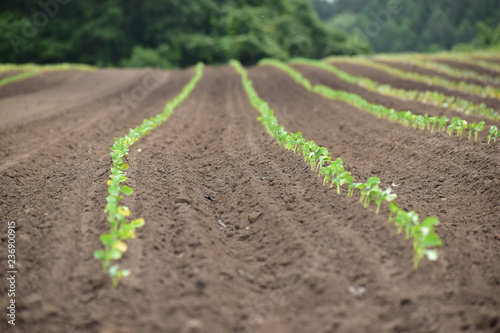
[{"left": 1, "top": 61, "right": 499, "bottom": 333}]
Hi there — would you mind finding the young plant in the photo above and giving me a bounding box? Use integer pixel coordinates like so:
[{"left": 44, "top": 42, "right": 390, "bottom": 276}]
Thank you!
[
  {"left": 375, "top": 188, "right": 397, "bottom": 214},
  {"left": 359, "top": 177, "right": 380, "bottom": 208},
  {"left": 468, "top": 121, "right": 485, "bottom": 141},
  {"left": 94, "top": 62, "right": 205, "bottom": 287},
  {"left": 289, "top": 58, "right": 500, "bottom": 121},
  {"left": 474, "top": 121, "right": 485, "bottom": 141},
  {"left": 438, "top": 116, "right": 449, "bottom": 132},
  {"left": 328, "top": 57, "right": 500, "bottom": 99},
  {"left": 231, "top": 59, "right": 442, "bottom": 269},
  {"left": 488, "top": 126, "right": 499, "bottom": 144},
  {"left": 447, "top": 118, "right": 468, "bottom": 137},
  {"left": 412, "top": 217, "right": 442, "bottom": 269},
  {"left": 261, "top": 59, "right": 487, "bottom": 146}
]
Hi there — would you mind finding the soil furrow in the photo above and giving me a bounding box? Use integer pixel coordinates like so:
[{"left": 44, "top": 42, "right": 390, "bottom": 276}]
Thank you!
[
  {"left": 375, "top": 59, "right": 500, "bottom": 88},
  {"left": 330, "top": 61, "right": 500, "bottom": 111},
  {"left": 292, "top": 64, "right": 500, "bottom": 128},
  {"left": 103, "top": 66, "right": 412, "bottom": 332},
  {"left": 434, "top": 59, "right": 500, "bottom": 77},
  {"left": 249, "top": 65, "right": 500, "bottom": 331},
  {"left": 0, "top": 64, "right": 499, "bottom": 333},
  {"left": 0, "top": 67, "right": 194, "bottom": 333},
  {"left": 0, "top": 70, "right": 84, "bottom": 100},
  {"left": 0, "top": 71, "right": 23, "bottom": 82},
  {"left": 0, "top": 68, "right": 184, "bottom": 170},
  {"left": 474, "top": 57, "right": 500, "bottom": 65}
]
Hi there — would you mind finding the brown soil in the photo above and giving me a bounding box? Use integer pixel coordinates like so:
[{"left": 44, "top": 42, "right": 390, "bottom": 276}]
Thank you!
[
  {"left": 474, "top": 57, "right": 500, "bottom": 65},
  {"left": 249, "top": 66, "right": 500, "bottom": 331},
  {"left": 331, "top": 61, "right": 500, "bottom": 111},
  {"left": 1, "top": 65, "right": 500, "bottom": 333},
  {"left": 292, "top": 64, "right": 500, "bottom": 128},
  {"left": 0, "top": 71, "right": 80, "bottom": 100},
  {"left": 0, "top": 71, "right": 22, "bottom": 81},
  {"left": 375, "top": 60, "right": 500, "bottom": 88},
  {"left": 434, "top": 59, "right": 500, "bottom": 78}
]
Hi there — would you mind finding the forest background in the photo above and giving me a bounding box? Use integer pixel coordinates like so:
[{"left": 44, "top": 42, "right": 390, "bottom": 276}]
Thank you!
[{"left": 1, "top": 0, "right": 498, "bottom": 67}]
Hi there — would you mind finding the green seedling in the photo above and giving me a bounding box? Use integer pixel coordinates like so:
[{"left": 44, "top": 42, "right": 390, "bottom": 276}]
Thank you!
[
  {"left": 412, "top": 217, "right": 442, "bottom": 269},
  {"left": 488, "top": 126, "right": 499, "bottom": 144},
  {"left": 474, "top": 121, "right": 485, "bottom": 141},
  {"left": 375, "top": 188, "right": 397, "bottom": 214},
  {"left": 285, "top": 132, "right": 305, "bottom": 152},
  {"left": 348, "top": 181, "right": 365, "bottom": 198},
  {"left": 447, "top": 117, "right": 467, "bottom": 137},
  {"left": 108, "top": 264, "right": 131, "bottom": 288},
  {"left": 400, "top": 111, "right": 413, "bottom": 126},
  {"left": 438, "top": 116, "right": 449, "bottom": 132},
  {"left": 322, "top": 158, "right": 343, "bottom": 188},
  {"left": 262, "top": 59, "right": 484, "bottom": 146},
  {"left": 411, "top": 114, "right": 426, "bottom": 130},
  {"left": 468, "top": 121, "right": 485, "bottom": 141},
  {"left": 232, "top": 59, "right": 442, "bottom": 269},
  {"left": 333, "top": 171, "right": 352, "bottom": 195},
  {"left": 289, "top": 58, "right": 500, "bottom": 121},
  {"left": 95, "top": 62, "right": 204, "bottom": 287},
  {"left": 312, "top": 146, "right": 331, "bottom": 171},
  {"left": 328, "top": 57, "right": 500, "bottom": 99},
  {"left": 427, "top": 115, "right": 438, "bottom": 133},
  {"left": 359, "top": 177, "right": 380, "bottom": 207}
]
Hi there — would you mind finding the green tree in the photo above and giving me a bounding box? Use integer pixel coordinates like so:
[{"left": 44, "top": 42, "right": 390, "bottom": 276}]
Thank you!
[{"left": 0, "top": 0, "right": 370, "bottom": 67}]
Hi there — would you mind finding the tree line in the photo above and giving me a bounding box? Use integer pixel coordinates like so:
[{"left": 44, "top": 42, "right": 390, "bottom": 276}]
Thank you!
[
  {"left": 0, "top": 0, "right": 370, "bottom": 67},
  {"left": 312, "top": 0, "right": 500, "bottom": 53}
]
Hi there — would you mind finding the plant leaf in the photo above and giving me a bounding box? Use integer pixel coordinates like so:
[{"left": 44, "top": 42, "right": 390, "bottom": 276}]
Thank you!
[{"left": 121, "top": 185, "right": 134, "bottom": 196}]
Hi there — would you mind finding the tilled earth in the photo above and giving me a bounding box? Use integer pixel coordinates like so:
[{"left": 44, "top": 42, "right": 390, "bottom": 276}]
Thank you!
[{"left": 0, "top": 62, "right": 499, "bottom": 333}]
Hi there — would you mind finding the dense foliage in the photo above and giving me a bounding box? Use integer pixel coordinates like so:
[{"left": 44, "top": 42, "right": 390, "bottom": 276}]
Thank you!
[
  {"left": 312, "top": 0, "right": 500, "bottom": 53},
  {"left": 0, "top": 0, "right": 369, "bottom": 67}
]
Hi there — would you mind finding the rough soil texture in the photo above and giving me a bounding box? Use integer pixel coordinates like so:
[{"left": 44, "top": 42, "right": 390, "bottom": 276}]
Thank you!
[
  {"left": 375, "top": 60, "right": 500, "bottom": 88},
  {"left": 434, "top": 59, "right": 500, "bottom": 77},
  {"left": 1, "top": 65, "right": 500, "bottom": 333},
  {"left": 330, "top": 61, "right": 500, "bottom": 111},
  {"left": 249, "top": 65, "right": 500, "bottom": 333}
]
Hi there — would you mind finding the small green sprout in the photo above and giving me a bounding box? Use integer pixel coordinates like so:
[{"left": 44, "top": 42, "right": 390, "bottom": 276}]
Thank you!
[
  {"left": 359, "top": 177, "right": 380, "bottom": 207},
  {"left": 412, "top": 217, "right": 442, "bottom": 269},
  {"left": 411, "top": 114, "right": 426, "bottom": 130},
  {"left": 95, "top": 62, "right": 205, "bottom": 286},
  {"left": 108, "top": 264, "right": 131, "bottom": 288},
  {"left": 438, "top": 116, "right": 449, "bottom": 132},
  {"left": 288, "top": 58, "right": 500, "bottom": 122},
  {"left": 488, "top": 126, "right": 499, "bottom": 144},
  {"left": 468, "top": 121, "right": 485, "bottom": 141},
  {"left": 474, "top": 121, "right": 485, "bottom": 141},
  {"left": 375, "top": 188, "right": 397, "bottom": 214}
]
